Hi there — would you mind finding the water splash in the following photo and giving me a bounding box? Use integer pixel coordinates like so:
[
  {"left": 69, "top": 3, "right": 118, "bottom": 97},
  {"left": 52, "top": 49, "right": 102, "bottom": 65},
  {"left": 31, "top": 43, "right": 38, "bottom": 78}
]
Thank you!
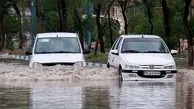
[{"left": 0, "top": 63, "right": 119, "bottom": 81}]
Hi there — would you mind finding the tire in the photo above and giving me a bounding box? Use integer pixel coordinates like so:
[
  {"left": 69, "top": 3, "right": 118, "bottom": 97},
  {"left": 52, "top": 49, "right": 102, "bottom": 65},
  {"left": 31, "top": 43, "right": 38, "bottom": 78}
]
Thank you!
[
  {"left": 118, "top": 67, "right": 123, "bottom": 81},
  {"left": 107, "top": 63, "right": 110, "bottom": 68}
]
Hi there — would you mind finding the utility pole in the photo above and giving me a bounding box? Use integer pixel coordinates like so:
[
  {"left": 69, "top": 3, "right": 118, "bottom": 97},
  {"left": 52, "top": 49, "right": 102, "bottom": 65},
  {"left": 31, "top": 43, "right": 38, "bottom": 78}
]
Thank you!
[
  {"left": 30, "top": 0, "right": 36, "bottom": 48},
  {"left": 87, "top": 0, "right": 92, "bottom": 50}
]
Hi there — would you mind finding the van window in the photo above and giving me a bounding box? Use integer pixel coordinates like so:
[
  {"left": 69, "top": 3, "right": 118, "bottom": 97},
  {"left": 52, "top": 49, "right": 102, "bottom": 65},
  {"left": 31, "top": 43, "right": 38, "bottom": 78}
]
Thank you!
[{"left": 34, "top": 37, "right": 81, "bottom": 54}]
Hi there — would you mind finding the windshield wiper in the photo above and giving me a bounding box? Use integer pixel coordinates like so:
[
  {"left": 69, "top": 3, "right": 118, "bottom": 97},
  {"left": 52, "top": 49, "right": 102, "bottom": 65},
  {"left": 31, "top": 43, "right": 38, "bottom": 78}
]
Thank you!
[
  {"left": 53, "top": 51, "right": 76, "bottom": 53},
  {"left": 122, "top": 50, "right": 141, "bottom": 53},
  {"left": 144, "top": 50, "right": 166, "bottom": 53},
  {"left": 35, "top": 51, "right": 54, "bottom": 54}
]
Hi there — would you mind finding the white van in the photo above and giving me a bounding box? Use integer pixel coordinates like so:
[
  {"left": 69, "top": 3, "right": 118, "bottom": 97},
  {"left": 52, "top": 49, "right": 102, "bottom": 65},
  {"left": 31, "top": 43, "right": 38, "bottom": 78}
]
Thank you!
[
  {"left": 28, "top": 32, "right": 89, "bottom": 68},
  {"left": 107, "top": 35, "right": 177, "bottom": 81}
]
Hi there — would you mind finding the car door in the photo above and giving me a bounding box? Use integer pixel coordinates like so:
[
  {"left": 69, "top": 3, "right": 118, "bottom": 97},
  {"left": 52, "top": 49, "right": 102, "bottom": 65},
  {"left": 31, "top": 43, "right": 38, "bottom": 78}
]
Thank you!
[
  {"left": 108, "top": 37, "right": 121, "bottom": 67},
  {"left": 113, "top": 37, "right": 123, "bottom": 68}
]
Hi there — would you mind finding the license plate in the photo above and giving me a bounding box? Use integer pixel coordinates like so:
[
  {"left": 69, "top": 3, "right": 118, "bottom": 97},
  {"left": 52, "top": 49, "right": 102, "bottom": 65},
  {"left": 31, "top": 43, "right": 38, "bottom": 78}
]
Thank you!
[{"left": 144, "top": 71, "right": 161, "bottom": 76}]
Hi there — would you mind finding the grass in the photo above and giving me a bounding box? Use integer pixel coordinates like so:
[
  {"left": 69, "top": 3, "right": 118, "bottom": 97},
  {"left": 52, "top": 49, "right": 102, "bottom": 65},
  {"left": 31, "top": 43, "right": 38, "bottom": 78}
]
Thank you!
[{"left": 85, "top": 53, "right": 108, "bottom": 64}]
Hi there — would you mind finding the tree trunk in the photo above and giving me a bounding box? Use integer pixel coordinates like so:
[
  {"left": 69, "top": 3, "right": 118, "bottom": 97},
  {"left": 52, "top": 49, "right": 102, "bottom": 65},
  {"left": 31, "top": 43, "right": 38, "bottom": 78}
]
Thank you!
[
  {"left": 96, "top": 3, "right": 105, "bottom": 53},
  {"left": 161, "top": 0, "right": 171, "bottom": 49},
  {"left": 107, "top": 0, "right": 116, "bottom": 46},
  {"left": 108, "top": 8, "right": 113, "bottom": 46},
  {"left": 36, "top": 0, "right": 44, "bottom": 33},
  {"left": 143, "top": 0, "right": 154, "bottom": 34},
  {"left": 58, "top": 0, "right": 67, "bottom": 32},
  {"left": 18, "top": 17, "right": 23, "bottom": 49},
  {"left": 0, "top": 17, "right": 4, "bottom": 51},
  {"left": 12, "top": 2, "right": 24, "bottom": 49},
  {"left": 183, "top": 0, "right": 193, "bottom": 66},
  {"left": 122, "top": 9, "right": 128, "bottom": 35},
  {"left": 94, "top": 40, "right": 99, "bottom": 55},
  {"left": 74, "top": 8, "right": 84, "bottom": 50}
]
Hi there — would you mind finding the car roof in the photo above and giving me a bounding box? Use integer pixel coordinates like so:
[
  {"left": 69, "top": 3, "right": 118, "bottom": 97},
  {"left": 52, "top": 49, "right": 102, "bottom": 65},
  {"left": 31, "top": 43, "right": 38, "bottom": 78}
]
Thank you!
[
  {"left": 120, "top": 35, "right": 161, "bottom": 39},
  {"left": 37, "top": 32, "right": 78, "bottom": 38}
]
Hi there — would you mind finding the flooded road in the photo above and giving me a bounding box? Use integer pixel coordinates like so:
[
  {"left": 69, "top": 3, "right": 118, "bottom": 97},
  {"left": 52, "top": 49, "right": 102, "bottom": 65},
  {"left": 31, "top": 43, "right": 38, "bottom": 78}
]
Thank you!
[{"left": 0, "top": 79, "right": 193, "bottom": 109}]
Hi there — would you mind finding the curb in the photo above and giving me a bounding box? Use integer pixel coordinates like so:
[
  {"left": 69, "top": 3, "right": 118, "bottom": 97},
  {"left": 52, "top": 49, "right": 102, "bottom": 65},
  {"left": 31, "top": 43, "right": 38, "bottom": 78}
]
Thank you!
[{"left": 7, "top": 55, "right": 107, "bottom": 68}]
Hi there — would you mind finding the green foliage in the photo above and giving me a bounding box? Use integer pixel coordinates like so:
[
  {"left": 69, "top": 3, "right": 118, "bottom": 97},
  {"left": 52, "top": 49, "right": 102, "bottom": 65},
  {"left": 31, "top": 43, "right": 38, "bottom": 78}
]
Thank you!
[
  {"left": 3, "top": 14, "right": 21, "bottom": 50},
  {"left": 45, "top": 11, "right": 60, "bottom": 32},
  {"left": 128, "top": 11, "right": 150, "bottom": 34},
  {"left": 0, "top": 0, "right": 7, "bottom": 15},
  {"left": 85, "top": 52, "right": 108, "bottom": 63},
  {"left": 3, "top": 14, "right": 20, "bottom": 34}
]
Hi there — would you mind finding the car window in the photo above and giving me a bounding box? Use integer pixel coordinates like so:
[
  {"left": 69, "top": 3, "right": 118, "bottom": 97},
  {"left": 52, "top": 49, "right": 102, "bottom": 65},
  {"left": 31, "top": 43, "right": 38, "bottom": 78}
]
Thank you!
[
  {"left": 113, "top": 37, "right": 122, "bottom": 50},
  {"left": 111, "top": 37, "right": 120, "bottom": 50},
  {"left": 115, "top": 38, "right": 123, "bottom": 51},
  {"left": 121, "top": 38, "right": 169, "bottom": 53},
  {"left": 34, "top": 37, "right": 81, "bottom": 54}
]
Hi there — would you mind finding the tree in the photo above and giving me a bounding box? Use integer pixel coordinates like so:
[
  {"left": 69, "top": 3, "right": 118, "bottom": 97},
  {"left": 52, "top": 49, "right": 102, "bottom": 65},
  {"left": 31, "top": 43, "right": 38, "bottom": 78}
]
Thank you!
[
  {"left": 117, "top": 0, "right": 130, "bottom": 34},
  {"left": 0, "top": 0, "right": 9, "bottom": 51},
  {"left": 9, "top": 0, "right": 25, "bottom": 49},
  {"left": 58, "top": 0, "right": 68, "bottom": 32},
  {"left": 94, "top": 0, "right": 107, "bottom": 54},
  {"left": 183, "top": 0, "right": 193, "bottom": 66},
  {"left": 107, "top": 0, "right": 116, "bottom": 46},
  {"left": 36, "top": 0, "right": 44, "bottom": 33},
  {"left": 143, "top": 0, "right": 155, "bottom": 34},
  {"left": 161, "top": 0, "right": 171, "bottom": 49}
]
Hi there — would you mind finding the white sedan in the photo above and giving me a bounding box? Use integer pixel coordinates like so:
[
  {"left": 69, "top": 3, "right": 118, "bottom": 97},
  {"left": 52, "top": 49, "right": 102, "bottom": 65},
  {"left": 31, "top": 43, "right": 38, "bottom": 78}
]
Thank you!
[{"left": 107, "top": 35, "right": 177, "bottom": 81}]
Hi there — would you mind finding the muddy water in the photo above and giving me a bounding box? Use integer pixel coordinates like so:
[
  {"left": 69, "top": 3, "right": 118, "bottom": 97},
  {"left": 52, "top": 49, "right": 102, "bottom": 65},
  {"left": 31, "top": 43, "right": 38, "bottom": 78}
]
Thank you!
[
  {"left": 0, "top": 79, "right": 193, "bottom": 109},
  {"left": 0, "top": 63, "right": 193, "bottom": 109}
]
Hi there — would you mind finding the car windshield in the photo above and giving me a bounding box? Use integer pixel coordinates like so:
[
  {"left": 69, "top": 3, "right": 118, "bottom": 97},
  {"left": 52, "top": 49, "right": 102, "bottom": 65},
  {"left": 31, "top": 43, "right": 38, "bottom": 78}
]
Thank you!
[
  {"left": 121, "top": 38, "right": 169, "bottom": 53},
  {"left": 34, "top": 37, "right": 81, "bottom": 54}
]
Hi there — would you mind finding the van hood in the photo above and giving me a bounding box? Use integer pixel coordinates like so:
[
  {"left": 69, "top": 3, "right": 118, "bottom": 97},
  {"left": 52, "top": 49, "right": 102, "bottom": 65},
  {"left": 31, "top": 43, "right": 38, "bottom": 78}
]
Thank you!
[
  {"left": 32, "top": 54, "right": 83, "bottom": 63},
  {"left": 121, "top": 53, "right": 175, "bottom": 65}
]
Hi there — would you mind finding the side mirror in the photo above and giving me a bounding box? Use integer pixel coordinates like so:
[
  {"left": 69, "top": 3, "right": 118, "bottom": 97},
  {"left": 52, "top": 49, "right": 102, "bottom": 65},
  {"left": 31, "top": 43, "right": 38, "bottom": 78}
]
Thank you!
[
  {"left": 25, "top": 49, "right": 32, "bottom": 55},
  {"left": 171, "top": 50, "right": 178, "bottom": 55},
  {"left": 111, "top": 50, "right": 119, "bottom": 55},
  {"left": 83, "top": 49, "right": 90, "bottom": 54}
]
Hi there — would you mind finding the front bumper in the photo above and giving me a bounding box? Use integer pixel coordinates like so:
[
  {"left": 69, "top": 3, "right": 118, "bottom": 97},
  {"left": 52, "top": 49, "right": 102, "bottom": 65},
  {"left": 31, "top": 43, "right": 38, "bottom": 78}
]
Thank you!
[{"left": 121, "top": 70, "right": 177, "bottom": 81}]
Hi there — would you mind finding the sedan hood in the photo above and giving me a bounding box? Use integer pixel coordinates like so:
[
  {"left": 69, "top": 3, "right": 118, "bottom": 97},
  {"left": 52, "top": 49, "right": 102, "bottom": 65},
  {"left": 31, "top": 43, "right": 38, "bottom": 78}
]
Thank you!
[{"left": 121, "top": 53, "right": 175, "bottom": 65}]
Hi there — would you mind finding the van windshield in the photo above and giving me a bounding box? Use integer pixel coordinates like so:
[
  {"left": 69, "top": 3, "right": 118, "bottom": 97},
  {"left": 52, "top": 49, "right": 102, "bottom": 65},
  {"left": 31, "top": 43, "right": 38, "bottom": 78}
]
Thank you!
[
  {"left": 121, "top": 38, "right": 169, "bottom": 53},
  {"left": 34, "top": 37, "right": 81, "bottom": 54}
]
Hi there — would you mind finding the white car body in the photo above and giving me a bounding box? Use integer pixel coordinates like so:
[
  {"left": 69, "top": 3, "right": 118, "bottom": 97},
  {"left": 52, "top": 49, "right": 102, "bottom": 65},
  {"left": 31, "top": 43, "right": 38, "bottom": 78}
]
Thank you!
[
  {"left": 107, "top": 35, "right": 177, "bottom": 81},
  {"left": 29, "top": 32, "right": 86, "bottom": 68}
]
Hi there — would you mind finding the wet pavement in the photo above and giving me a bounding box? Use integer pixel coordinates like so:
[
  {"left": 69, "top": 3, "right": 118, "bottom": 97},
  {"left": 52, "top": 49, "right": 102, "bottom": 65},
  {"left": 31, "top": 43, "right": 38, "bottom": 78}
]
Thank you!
[{"left": 0, "top": 77, "right": 193, "bottom": 109}]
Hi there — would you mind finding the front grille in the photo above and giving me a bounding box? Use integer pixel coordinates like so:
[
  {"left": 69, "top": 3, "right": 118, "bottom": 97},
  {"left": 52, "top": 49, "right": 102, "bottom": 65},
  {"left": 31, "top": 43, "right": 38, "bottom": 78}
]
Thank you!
[
  {"left": 140, "top": 65, "right": 163, "bottom": 70},
  {"left": 41, "top": 63, "right": 75, "bottom": 66}
]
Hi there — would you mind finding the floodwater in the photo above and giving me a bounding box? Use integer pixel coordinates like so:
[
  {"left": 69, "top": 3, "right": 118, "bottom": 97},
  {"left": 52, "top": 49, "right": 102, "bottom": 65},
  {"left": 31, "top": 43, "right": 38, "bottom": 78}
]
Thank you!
[
  {"left": 0, "top": 63, "right": 194, "bottom": 109},
  {"left": 0, "top": 79, "right": 193, "bottom": 109}
]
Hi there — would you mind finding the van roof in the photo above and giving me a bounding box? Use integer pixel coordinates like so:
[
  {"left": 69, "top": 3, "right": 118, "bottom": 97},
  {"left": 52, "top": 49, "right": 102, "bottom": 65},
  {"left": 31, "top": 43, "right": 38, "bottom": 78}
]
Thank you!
[
  {"left": 37, "top": 32, "right": 78, "bottom": 38},
  {"left": 120, "top": 34, "right": 161, "bottom": 39}
]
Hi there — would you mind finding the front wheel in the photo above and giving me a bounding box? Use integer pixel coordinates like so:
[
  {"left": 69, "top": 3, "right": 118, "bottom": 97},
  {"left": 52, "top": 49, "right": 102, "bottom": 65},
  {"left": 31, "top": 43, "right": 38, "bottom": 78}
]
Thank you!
[
  {"left": 107, "top": 63, "right": 110, "bottom": 68},
  {"left": 118, "top": 68, "right": 123, "bottom": 81}
]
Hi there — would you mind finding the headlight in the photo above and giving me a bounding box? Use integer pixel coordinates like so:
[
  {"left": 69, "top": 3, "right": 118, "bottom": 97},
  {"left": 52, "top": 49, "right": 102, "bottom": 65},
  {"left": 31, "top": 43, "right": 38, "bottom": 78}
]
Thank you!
[
  {"left": 163, "top": 65, "right": 176, "bottom": 69},
  {"left": 125, "top": 64, "right": 140, "bottom": 69},
  {"left": 32, "top": 62, "right": 43, "bottom": 69},
  {"left": 73, "top": 61, "right": 83, "bottom": 67}
]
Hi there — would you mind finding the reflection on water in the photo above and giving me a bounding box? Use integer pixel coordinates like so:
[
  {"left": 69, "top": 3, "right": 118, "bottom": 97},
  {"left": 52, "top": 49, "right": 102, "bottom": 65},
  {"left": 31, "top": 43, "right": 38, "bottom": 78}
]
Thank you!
[{"left": 0, "top": 80, "right": 193, "bottom": 109}]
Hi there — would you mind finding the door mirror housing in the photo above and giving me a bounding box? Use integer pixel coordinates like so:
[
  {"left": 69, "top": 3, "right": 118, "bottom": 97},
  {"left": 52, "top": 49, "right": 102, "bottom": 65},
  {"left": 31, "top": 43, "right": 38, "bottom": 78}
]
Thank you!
[
  {"left": 171, "top": 49, "right": 178, "bottom": 55},
  {"left": 83, "top": 49, "right": 90, "bottom": 54},
  {"left": 25, "top": 49, "right": 32, "bottom": 55},
  {"left": 111, "top": 50, "right": 119, "bottom": 55}
]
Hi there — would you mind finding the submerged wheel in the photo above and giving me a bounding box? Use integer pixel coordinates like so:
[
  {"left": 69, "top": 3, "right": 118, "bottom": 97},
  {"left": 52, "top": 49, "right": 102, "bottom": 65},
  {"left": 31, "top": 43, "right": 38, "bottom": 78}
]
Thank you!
[
  {"left": 118, "top": 67, "right": 123, "bottom": 81},
  {"left": 107, "top": 63, "right": 110, "bottom": 68}
]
